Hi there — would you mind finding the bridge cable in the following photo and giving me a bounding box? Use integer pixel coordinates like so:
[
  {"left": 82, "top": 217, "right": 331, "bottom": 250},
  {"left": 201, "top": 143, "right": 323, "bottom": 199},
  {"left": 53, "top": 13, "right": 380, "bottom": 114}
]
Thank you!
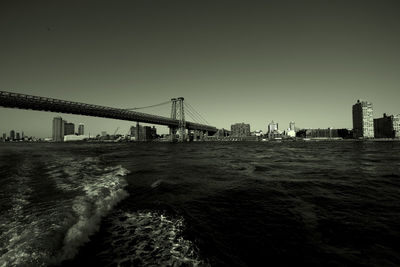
[
  {"left": 125, "top": 100, "right": 171, "bottom": 110},
  {"left": 184, "top": 107, "right": 202, "bottom": 124},
  {"left": 184, "top": 103, "right": 206, "bottom": 124},
  {"left": 185, "top": 102, "right": 209, "bottom": 125},
  {"left": 184, "top": 102, "right": 210, "bottom": 125}
]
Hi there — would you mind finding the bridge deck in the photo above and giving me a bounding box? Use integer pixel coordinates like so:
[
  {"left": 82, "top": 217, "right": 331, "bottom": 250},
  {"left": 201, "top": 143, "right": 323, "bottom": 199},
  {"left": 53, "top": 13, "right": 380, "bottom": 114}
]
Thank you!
[{"left": 0, "top": 91, "right": 217, "bottom": 133}]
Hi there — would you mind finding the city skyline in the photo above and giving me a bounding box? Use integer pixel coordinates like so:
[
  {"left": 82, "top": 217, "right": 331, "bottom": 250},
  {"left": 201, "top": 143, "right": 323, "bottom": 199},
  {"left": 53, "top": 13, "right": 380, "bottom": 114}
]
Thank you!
[{"left": 1, "top": 1, "right": 400, "bottom": 137}]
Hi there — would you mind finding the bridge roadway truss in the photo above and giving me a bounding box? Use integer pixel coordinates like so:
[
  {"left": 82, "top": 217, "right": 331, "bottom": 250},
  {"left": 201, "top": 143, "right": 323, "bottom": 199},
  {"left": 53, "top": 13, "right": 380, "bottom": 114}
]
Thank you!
[{"left": 0, "top": 91, "right": 217, "bottom": 134}]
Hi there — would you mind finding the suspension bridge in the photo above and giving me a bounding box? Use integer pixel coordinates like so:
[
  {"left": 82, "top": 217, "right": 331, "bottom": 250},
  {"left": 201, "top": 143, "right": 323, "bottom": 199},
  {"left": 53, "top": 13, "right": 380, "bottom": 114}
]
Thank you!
[{"left": 0, "top": 90, "right": 219, "bottom": 142}]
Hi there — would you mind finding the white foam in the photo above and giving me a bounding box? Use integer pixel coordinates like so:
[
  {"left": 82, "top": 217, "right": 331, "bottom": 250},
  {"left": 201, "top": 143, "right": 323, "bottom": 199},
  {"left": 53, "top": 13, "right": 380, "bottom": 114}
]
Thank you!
[
  {"left": 0, "top": 157, "right": 130, "bottom": 267},
  {"left": 100, "top": 211, "right": 208, "bottom": 266}
]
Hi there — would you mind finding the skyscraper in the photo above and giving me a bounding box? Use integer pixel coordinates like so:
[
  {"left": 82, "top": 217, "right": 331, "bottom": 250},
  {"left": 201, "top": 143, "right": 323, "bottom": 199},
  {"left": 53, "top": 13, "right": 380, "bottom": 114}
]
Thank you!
[
  {"left": 52, "top": 117, "right": 65, "bottom": 142},
  {"left": 289, "top": 121, "right": 295, "bottom": 131},
  {"left": 78, "top": 123, "right": 84, "bottom": 135},
  {"left": 2, "top": 133, "right": 6, "bottom": 140},
  {"left": 16, "top": 132, "right": 20, "bottom": 140},
  {"left": 64, "top": 122, "right": 75, "bottom": 135},
  {"left": 352, "top": 100, "right": 374, "bottom": 138},
  {"left": 268, "top": 121, "right": 278, "bottom": 133},
  {"left": 10, "top": 130, "right": 15, "bottom": 141}
]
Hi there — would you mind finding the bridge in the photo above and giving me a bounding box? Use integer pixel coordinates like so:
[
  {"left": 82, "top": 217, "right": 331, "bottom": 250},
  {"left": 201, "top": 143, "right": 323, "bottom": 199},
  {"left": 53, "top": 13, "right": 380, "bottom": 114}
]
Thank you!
[{"left": 0, "top": 90, "right": 218, "bottom": 142}]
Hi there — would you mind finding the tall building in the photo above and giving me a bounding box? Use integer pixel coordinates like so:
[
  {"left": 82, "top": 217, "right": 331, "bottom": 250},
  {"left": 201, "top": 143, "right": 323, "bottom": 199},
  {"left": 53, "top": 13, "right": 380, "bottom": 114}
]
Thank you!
[
  {"left": 64, "top": 122, "right": 75, "bottom": 135},
  {"left": 374, "top": 113, "right": 400, "bottom": 138},
  {"left": 2, "top": 133, "right": 6, "bottom": 140},
  {"left": 352, "top": 100, "right": 374, "bottom": 138},
  {"left": 16, "top": 132, "right": 20, "bottom": 140},
  {"left": 231, "top": 123, "right": 251, "bottom": 137},
  {"left": 10, "top": 130, "right": 15, "bottom": 141},
  {"left": 289, "top": 121, "right": 295, "bottom": 131},
  {"left": 78, "top": 123, "right": 84, "bottom": 135},
  {"left": 52, "top": 117, "right": 65, "bottom": 142},
  {"left": 268, "top": 121, "right": 278, "bottom": 133},
  {"left": 286, "top": 122, "right": 296, "bottom": 137}
]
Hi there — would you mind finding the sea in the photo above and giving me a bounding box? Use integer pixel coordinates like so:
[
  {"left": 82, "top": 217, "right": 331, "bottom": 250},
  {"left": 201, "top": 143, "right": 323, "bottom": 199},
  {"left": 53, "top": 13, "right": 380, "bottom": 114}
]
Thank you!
[{"left": 0, "top": 141, "right": 399, "bottom": 267}]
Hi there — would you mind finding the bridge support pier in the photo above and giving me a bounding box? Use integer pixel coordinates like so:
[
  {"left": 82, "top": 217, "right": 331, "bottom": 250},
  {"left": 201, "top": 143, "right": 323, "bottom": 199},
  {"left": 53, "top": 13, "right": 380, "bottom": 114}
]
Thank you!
[{"left": 169, "top": 126, "right": 177, "bottom": 142}]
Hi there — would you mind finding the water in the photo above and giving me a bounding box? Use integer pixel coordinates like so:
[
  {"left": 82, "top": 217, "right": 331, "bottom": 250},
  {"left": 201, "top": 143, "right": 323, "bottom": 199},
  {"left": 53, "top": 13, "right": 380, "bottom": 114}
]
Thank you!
[{"left": 0, "top": 141, "right": 400, "bottom": 266}]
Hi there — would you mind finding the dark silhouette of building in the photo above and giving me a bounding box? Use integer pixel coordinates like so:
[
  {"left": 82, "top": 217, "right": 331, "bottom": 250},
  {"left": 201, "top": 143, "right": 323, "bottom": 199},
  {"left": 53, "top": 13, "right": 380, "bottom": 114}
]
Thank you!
[
  {"left": 10, "top": 130, "right": 15, "bottom": 141},
  {"left": 78, "top": 123, "right": 84, "bottom": 135},
  {"left": 64, "top": 122, "right": 75, "bottom": 135},
  {"left": 52, "top": 117, "right": 64, "bottom": 142},
  {"left": 130, "top": 124, "right": 157, "bottom": 141},
  {"left": 2, "top": 133, "right": 6, "bottom": 140},
  {"left": 231, "top": 123, "right": 250, "bottom": 137},
  {"left": 16, "top": 132, "right": 20, "bottom": 140},
  {"left": 374, "top": 113, "right": 400, "bottom": 138},
  {"left": 352, "top": 100, "right": 374, "bottom": 138},
  {"left": 296, "top": 128, "right": 339, "bottom": 138}
]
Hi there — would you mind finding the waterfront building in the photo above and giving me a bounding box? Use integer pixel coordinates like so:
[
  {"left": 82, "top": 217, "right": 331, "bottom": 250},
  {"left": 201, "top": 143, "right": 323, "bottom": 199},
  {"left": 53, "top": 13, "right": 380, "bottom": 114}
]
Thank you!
[
  {"left": 289, "top": 121, "right": 295, "bottom": 131},
  {"left": 296, "top": 128, "right": 339, "bottom": 139},
  {"left": 10, "top": 130, "right": 15, "bottom": 141},
  {"left": 374, "top": 113, "right": 400, "bottom": 138},
  {"left": 285, "top": 122, "right": 296, "bottom": 137},
  {"left": 268, "top": 121, "right": 278, "bottom": 133},
  {"left": 78, "top": 123, "right": 84, "bottom": 135},
  {"left": 267, "top": 121, "right": 280, "bottom": 139},
  {"left": 130, "top": 124, "right": 156, "bottom": 141},
  {"left": 231, "top": 123, "right": 251, "bottom": 137},
  {"left": 64, "top": 122, "right": 75, "bottom": 135},
  {"left": 16, "top": 132, "right": 20, "bottom": 140},
  {"left": 352, "top": 100, "right": 374, "bottom": 138},
  {"left": 52, "top": 117, "right": 64, "bottom": 142},
  {"left": 2, "top": 133, "right": 6, "bottom": 140},
  {"left": 251, "top": 130, "right": 263, "bottom": 137}
]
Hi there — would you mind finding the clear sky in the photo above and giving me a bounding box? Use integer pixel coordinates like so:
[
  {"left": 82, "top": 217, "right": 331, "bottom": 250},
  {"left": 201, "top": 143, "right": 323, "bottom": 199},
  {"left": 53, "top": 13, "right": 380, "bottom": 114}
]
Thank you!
[{"left": 1, "top": 0, "right": 400, "bottom": 137}]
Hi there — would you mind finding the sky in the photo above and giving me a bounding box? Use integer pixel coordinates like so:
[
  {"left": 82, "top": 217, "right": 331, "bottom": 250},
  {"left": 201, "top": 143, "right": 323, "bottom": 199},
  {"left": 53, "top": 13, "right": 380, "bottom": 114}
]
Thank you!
[{"left": 1, "top": 0, "right": 400, "bottom": 137}]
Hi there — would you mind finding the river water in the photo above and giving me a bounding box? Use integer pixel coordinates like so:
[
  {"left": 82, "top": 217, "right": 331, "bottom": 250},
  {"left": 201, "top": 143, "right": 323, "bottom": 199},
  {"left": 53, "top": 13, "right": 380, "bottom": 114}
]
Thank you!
[{"left": 0, "top": 141, "right": 399, "bottom": 266}]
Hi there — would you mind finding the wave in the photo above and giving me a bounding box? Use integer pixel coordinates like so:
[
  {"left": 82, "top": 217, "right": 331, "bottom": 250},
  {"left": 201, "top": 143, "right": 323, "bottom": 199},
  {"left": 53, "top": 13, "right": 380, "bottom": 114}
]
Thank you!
[
  {"left": 0, "top": 157, "right": 130, "bottom": 267},
  {"left": 97, "top": 210, "right": 208, "bottom": 266},
  {"left": 53, "top": 163, "right": 130, "bottom": 264}
]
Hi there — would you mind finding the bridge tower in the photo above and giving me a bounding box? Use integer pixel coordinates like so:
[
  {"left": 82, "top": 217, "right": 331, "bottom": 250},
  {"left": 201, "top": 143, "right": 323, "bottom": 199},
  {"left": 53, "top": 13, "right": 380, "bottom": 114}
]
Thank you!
[
  {"left": 177, "top": 97, "right": 186, "bottom": 142},
  {"left": 169, "top": 97, "right": 186, "bottom": 142},
  {"left": 169, "top": 98, "right": 177, "bottom": 142}
]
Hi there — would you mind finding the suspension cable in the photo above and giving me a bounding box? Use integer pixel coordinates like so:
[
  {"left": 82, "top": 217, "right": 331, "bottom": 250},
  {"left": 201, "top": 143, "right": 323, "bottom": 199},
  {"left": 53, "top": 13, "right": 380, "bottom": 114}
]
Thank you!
[
  {"left": 184, "top": 106, "right": 202, "bottom": 124},
  {"left": 125, "top": 100, "right": 171, "bottom": 110},
  {"left": 186, "top": 102, "right": 209, "bottom": 124},
  {"left": 185, "top": 102, "right": 210, "bottom": 125},
  {"left": 184, "top": 103, "right": 205, "bottom": 124}
]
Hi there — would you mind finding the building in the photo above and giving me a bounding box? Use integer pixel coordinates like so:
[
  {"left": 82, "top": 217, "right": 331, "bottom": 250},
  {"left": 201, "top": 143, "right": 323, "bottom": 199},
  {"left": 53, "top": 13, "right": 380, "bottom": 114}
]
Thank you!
[
  {"left": 374, "top": 113, "right": 400, "bottom": 138},
  {"left": 231, "top": 123, "right": 251, "bottom": 137},
  {"left": 268, "top": 121, "right": 278, "bottom": 133},
  {"left": 296, "top": 128, "right": 339, "bottom": 138},
  {"left": 289, "top": 121, "right": 295, "bottom": 131},
  {"left": 52, "top": 117, "right": 65, "bottom": 142},
  {"left": 352, "top": 100, "right": 374, "bottom": 138},
  {"left": 64, "top": 123, "right": 75, "bottom": 135},
  {"left": 78, "top": 123, "right": 84, "bottom": 135},
  {"left": 10, "top": 130, "right": 15, "bottom": 141},
  {"left": 16, "top": 132, "right": 20, "bottom": 140},
  {"left": 130, "top": 124, "right": 157, "bottom": 141},
  {"left": 285, "top": 121, "right": 296, "bottom": 137},
  {"left": 2, "top": 133, "right": 6, "bottom": 140},
  {"left": 267, "top": 121, "right": 280, "bottom": 139}
]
